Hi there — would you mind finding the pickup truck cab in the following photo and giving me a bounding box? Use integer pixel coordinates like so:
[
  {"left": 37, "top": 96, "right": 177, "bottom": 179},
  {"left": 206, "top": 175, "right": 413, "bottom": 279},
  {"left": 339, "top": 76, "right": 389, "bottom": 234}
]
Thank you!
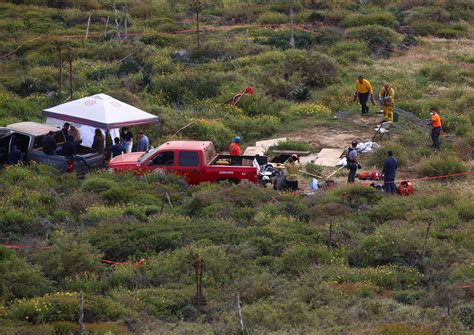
[
  {"left": 108, "top": 140, "right": 266, "bottom": 185},
  {"left": 0, "top": 122, "right": 104, "bottom": 175}
]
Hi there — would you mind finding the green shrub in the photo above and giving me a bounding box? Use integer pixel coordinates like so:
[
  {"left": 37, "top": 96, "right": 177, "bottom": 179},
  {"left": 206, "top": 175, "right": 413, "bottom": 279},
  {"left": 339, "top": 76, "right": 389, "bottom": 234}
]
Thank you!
[
  {"left": 0, "top": 246, "right": 52, "bottom": 300},
  {"left": 227, "top": 114, "right": 281, "bottom": 142},
  {"left": 80, "top": 177, "right": 117, "bottom": 194},
  {"left": 342, "top": 12, "right": 395, "bottom": 28},
  {"left": 403, "top": 6, "right": 451, "bottom": 24},
  {"left": 269, "top": 139, "right": 313, "bottom": 153},
  {"left": 346, "top": 25, "right": 398, "bottom": 44},
  {"left": 87, "top": 221, "right": 183, "bottom": 260},
  {"left": 332, "top": 185, "right": 383, "bottom": 209},
  {"left": 330, "top": 265, "right": 421, "bottom": 290},
  {"left": 276, "top": 244, "right": 331, "bottom": 275},
  {"left": 83, "top": 205, "right": 124, "bottom": 223},
  {"left": 258, "top": 12, "right": 288, "bottom": 24},
  {"left": 409, "top": 20, "right": 444, "bottom": 36},
  {"left": 8, "top": 292, "right": 132, "bottom": 323},
  {"left": 366, "top": 145, "right": 408, "bottom": 169},
  {"left": 347, "top": 227, "right": 422, "bottom": 267},
  {"left": 285, "top": 103, "right": 332, "bottom": 120},
  {"left": 456, "top": 200, "right": 474, "bottom": 222},
  {"left": 329, "top": 41, "right": 371, "bottom": 65},
  {"left": 455, "top": 304, "right": 474, "bottom": 330},
  {"left": 115, "top": 287, "right": 196, "bottom": 322},
  {"left": 416, "top": 155, "right": 468, "bottom": 178},
  {"left": 33, "top": 232, "right": 103, "bottom": 283},
  {"left": 51, "top": 321, "right": 129, "bottom": 335},
  {"left": 0, "top": 209, "right": 42, "bottom": 240}
]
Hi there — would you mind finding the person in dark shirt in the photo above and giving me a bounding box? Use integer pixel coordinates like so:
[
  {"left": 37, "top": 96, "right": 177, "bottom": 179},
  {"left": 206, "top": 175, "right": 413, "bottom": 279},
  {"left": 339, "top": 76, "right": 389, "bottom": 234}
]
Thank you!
[
  {"left": 61, "top": 123, "right": 70, "bottom": 140},
  {"left": 58, "top": 135, "right": 76, "bottom": 156},
  {"left": 121, "top": 127, "right": 133, "bottom": 153},
  {"left": 382, "top": 150, "right": 398, "bottom": 195},
  {"left": 58, "top": 135, "right": 91, "bottom": 168},
  {"left": 105, "top": 137, "right": 126, "bottom": 158},
  {"left": 7, "top": 145, "right": 22, "bottom": 164},
  {"left": 42, "top": 131, "right": 57, "bottom": 155}
]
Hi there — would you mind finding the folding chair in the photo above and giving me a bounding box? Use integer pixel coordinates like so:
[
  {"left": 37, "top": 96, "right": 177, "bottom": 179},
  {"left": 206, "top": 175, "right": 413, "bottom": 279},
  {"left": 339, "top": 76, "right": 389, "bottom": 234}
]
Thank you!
[{"left": 373, "top": 121, "right": 391, "bottom": 140}]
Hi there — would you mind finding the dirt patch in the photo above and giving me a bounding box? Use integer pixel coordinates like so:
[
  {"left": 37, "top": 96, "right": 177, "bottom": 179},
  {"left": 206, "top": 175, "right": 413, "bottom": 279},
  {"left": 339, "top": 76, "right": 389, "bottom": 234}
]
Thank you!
[
  {"left": 286, "top": 128, "right": 365, "bottom": 149},
  {"left": 282, "top": 114, "right": 378, "bottom": 149}
]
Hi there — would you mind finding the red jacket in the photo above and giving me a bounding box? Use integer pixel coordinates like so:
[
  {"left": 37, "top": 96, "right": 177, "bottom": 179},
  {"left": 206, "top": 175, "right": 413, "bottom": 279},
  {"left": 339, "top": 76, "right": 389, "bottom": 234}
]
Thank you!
[{"left": 229, "top": 142, "right": 241, "bottom": 156}]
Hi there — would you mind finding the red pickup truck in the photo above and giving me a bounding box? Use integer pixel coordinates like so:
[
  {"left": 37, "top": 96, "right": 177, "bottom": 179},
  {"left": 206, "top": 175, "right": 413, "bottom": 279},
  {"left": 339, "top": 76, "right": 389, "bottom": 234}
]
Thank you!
[{"left": 107, "top": 140, "right": 267, "bottom": 185}]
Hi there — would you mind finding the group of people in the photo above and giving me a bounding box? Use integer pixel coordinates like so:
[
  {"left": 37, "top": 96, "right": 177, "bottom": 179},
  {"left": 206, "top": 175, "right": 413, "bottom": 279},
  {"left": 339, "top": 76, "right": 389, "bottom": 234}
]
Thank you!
[
  {"left": 345, "top": 139, "right": 398, "bottom": 194},
  {"left": 43, "top": 123, "right": 151, "bottom": 160},
  {"left": 354, "top": 74, "right": 442, "bottom": 150},
  {"left": 353, "top": 74, "right": 395, "bottom": 123}
]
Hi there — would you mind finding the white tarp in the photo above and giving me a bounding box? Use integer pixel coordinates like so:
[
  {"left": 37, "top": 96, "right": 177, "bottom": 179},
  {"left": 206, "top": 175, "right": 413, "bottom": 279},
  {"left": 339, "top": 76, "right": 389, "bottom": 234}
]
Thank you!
[{"left": 43, "top": 94, "right": 158, "bottom": 130}]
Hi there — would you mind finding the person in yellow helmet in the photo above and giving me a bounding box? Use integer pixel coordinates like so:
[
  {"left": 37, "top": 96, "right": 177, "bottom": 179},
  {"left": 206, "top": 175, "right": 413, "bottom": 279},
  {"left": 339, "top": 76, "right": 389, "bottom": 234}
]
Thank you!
[
  {"left": 353, "top": 74, "right": 375, "bottom": 115},
  {"left": 379, "top": 82, "right": 395, "bottom": 122}
]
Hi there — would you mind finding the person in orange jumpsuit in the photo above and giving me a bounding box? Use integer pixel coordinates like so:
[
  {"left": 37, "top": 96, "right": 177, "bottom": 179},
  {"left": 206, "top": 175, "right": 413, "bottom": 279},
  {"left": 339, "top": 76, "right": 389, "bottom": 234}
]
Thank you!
[{"left": 229, "top": 136, "right": 241, "bottom": 156}]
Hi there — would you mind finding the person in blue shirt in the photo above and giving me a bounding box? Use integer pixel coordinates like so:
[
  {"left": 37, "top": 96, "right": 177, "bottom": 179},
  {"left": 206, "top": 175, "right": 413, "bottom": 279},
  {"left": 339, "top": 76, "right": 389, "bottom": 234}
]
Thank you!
[
  {"left": 105, "top": 137, "right": 126, "bottom": 158},
  {"left": 136, "top": 131, "right": 149, "bottom": 152},
  {"left": 382, "top": 150, "right": 398, "bottom": 194}
]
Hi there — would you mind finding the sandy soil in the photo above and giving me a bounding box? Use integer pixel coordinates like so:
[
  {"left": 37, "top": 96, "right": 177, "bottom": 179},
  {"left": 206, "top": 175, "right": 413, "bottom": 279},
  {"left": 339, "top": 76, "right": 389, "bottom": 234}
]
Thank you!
[{"left": 281, "top": 114, "right": 381, "bottom": 149}]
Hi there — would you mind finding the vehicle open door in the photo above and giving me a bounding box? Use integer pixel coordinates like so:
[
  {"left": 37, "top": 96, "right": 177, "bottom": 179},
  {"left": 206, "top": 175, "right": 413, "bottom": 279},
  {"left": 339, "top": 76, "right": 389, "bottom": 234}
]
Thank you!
[{"left": 0, "top": 128, "right": 12, "bottom": 165}]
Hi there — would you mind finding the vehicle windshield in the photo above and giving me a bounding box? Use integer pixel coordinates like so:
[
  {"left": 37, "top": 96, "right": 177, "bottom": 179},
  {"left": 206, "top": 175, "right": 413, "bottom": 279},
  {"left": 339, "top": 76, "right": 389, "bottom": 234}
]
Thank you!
[{"left": 138, "top": 148, "right": 158, "bottom": 163}]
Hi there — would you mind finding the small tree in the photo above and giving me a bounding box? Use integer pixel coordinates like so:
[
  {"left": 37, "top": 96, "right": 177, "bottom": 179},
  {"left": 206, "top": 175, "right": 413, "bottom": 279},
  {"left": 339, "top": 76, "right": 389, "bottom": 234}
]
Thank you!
[{"left": 189, "top": 0, "right": 204, "bottom": 48}]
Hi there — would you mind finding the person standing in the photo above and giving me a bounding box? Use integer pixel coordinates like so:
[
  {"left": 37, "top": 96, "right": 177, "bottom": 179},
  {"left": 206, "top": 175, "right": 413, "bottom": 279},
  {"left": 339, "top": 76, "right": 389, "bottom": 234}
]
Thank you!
[
  {"left": 68, "top": 125, "right": 82, "bottom": 145},
  {"left": 430, "top": 107, "right": 442, "bottom": 150},
  {"left": 42, "top": 131, "right": 57, "bottom": 155},
  {"left": 229, "top": 136, "right": 241, "bottom": 156},
  {"left": 346, "top": 140, "right": 360, "bottom": 183},
  {"left": 382, "top": 150, "right": 397, "bottom": 194},
  {"left": 91, "top": 129, "right": 105, "bottom": 154},
  {"left": 121, "top": 127, "right": 133, "bottom": 153},
  {"left": 353, "top": 75, "right": 375, "bottom": 115},
  {"left": 284, "top": 154, "right": 300, "bottom": 191},
  {"left": 61, "top": 123, "right": 70, "bottom": 140},
  {"left": 379, "top": 82, "right": 395, "bottom": 122},
  {"left": 136, "top": 131, "right": 149, "bottom": 152}
]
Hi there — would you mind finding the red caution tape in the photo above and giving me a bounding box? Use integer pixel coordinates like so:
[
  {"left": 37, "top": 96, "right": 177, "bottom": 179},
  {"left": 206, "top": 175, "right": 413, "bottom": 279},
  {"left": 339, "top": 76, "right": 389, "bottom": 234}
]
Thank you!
[
  {"left": 457, "top": 283, "right": 474, "bottom": 289},
  {"left": 4, "top": 244, "right": 49, "bottom": 250},
  {"left": 407, "top": 171, "right": 474, "bottom": 182}
]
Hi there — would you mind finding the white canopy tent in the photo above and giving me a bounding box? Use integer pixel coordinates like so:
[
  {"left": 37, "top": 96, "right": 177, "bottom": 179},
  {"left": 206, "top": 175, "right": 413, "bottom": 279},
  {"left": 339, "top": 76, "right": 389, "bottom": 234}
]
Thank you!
[{"left": 43, "top": 94, "right": 159, "bottom": 147}]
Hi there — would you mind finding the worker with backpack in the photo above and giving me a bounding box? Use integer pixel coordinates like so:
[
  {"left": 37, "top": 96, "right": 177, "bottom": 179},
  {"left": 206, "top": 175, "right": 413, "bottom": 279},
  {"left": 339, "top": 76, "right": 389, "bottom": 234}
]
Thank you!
[{"left": 346, "top": 140, "right": 361, "bottom": 183}]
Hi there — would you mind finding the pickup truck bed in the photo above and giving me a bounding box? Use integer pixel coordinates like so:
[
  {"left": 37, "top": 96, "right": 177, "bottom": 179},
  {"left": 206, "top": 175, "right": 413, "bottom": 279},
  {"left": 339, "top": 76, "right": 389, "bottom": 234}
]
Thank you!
[
  {"left": 209, "top": 154, "right": 267, "bottom": 166},
  {"left": 29, "top": 149, "right": 105, "bottom": 176}
]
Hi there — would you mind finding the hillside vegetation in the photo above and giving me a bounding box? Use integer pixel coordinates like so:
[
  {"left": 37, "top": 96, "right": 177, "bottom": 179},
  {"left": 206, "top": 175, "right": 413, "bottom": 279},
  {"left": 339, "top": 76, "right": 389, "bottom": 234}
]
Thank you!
[{"left": 0, "top": 0, "right": 473, "bottom": 334}]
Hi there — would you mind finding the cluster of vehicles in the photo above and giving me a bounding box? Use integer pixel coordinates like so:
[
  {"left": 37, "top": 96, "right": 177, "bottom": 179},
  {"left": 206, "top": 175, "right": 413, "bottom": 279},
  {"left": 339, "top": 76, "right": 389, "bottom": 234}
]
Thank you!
[{"left": 0, "top": 122, "right": 271, "bottom": 185}]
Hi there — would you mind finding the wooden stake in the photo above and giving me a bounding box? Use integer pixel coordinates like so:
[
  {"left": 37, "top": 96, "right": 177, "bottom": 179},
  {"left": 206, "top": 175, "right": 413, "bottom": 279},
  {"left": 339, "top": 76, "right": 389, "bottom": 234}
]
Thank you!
[
  {"left": 104, "top": 16, "right": 109, "bottom": 36},
  {"left": 85, "top": 13, "right": 91, "bottom": 40},
  {"left": 68, "top": 54, "right": 73, "bottom": 100},
  {"left": 289, "top": 7, "right": 295, "bottom": 48},
  {"left": 421, "top": 217, "right": 433, "bottom": 259},
  {"left": 236, "top": 293, "right": 244, "bottom": 332},
  {"left": 329, "top": 220, "right": 333, "bottom": 249},
  {"left": 57, "top": 43, "right": 63, "bottom": 95},
  {"left": 124, "top": 6, "right": 128, "bottom": 39},
  {"left": 79, "top": 290, "right": 84, "bottom": 335}
]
